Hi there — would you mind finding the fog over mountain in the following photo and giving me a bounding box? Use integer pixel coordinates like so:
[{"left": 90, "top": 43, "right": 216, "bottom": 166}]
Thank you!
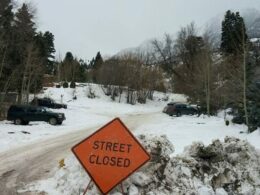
[
  {"left": 245, "top": 9, "right": 260, "bottom": 38},
  {"left": 116, "top": 9, "right": 260, "bottom": 56}
]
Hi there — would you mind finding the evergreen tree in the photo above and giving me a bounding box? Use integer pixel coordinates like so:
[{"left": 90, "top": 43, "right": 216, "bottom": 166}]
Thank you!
[
  {"left": 15, "top": 4, "right": 36, "bottom": 42},
  {"left": 247, "top": 81, "right": 260, "bottom": 132},
  {"left": 43, "top": 31, "right": 55, "bottom": 58},
  {"left": 35, "top": 31, "right": 56, "bottom": 74},
  {"left": 0, "top": 0, "right": 14, "bottom": 41},
  {"left": 88, "top": 57, "right": 95, "bottom": 69},
  {"left": 246, "top": 41, "right": 260, "bottom": 132},
  {"left": 64, "top": 51, "right": 74, "bottom": 63},
  {"left": 13, "top": 3, "right": 38, "bottom": 102},
  {"left": 0, "top": 0, "right": 14, "bottom": 85},
  {"left": 221, "top": 10, "right": 248, "bottom": 55},
  {"left": 93, "top": 51, "right": 103, "bottom": 70},
  {"left": 79, "top": 59, "right": 88, "bottom": 69},
  {"left": 61, "top": 52, "right": 74, "bottom": 81},
  {"left": 60, "top": 52, "right": 87, "bottom": 82},
  {"left": 13, "top": 3, "right": 36, "bottom": 66},
  {"left": 91, "top": 52, "right": 103, "bottom": 83},
  {"left": 77, "top": 64, "right": 87, "bottom": 82},
  {"left": 0, "top": 1, "right": 56, "bottom": 104},
  {"left": 220, "top": 10, "right": 248, "bottom": 107},
  {"left": 220, "top": 10, "right": 259, "bottom": 132}
]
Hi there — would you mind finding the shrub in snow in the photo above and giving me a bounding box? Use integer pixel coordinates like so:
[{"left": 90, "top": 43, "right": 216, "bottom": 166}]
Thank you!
[
  {"left": 30, "top": 136, "right": 260, "bottom": 195},
  {"left": 225, "top": 120, "right": 229, "bottom": 126},
  {"left": 70, "top": 81, "right": 76, "bottom": 88},
  {"left": 162, "top": 95, "right": 169, "bottom": 101},
  {"left": 87, "top": 86, "right": 96, "bottom": 99},
  {"left": 63, "top": 82, "right": 68, "bottom": 88},
  {"left": 137, "top": 90, "right": 148, "bottom": 104},
  {"left": 127, "top": 89, "right": 137, "bottom": 105}
]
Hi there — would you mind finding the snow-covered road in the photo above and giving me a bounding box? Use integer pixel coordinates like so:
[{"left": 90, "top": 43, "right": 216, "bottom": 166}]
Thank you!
[{"left": 0, "top": 112, "right": 157, "bottom": 195}]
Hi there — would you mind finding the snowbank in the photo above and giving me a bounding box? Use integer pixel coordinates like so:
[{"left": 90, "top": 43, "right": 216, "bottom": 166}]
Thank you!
[
  {"left": 26, "top": 135, "right": 260, "bottom": 195},
  {"left": 135, "top": 114, "right": 260, "bottom": 155}
]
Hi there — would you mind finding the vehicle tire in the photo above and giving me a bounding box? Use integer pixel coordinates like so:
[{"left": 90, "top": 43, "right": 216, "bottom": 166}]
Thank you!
[
  {"left": 14, "top": 118, "right": 22, "bottom": 125},
  {"left": 22, "top": 121, "right": 29, "bottom": 125},
  {"left": 176, "top": 112, "right": 181, "bottom": 117},
  {"left": 57, "top": 121, "right": 63, "bottom": 125},
  {"left": 197, "top": 111, "right": 201, "bottom": 117},
  {"left": 49, "top": 117, "right": 57, "bottom": 125}
]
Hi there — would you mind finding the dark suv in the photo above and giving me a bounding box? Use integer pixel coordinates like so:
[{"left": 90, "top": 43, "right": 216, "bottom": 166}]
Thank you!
[
  {"left": 7, "top": 105, "right": 66, "bottom": 125},
  {"left": 31, "top": 97, "right": 67, "bottom": 109},
  {"left": 163, "top": 102, "right": 198, "bottom": 116}
]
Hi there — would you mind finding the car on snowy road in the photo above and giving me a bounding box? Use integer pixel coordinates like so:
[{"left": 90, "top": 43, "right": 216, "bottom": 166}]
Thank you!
[
  {"left": 163, "top": 102, "right": 199, "bottom": 116},
  {"left": 7, "top": 105, "right": 66, "bottom": 125}
]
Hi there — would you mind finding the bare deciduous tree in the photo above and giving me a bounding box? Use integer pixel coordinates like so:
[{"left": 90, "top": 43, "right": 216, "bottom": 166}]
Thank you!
[
  {"left": 20, "top": 43, "right": 44, "bottom": 103},
  {"left": 97, "top": 52, "right": 165, "bottom": 105}
]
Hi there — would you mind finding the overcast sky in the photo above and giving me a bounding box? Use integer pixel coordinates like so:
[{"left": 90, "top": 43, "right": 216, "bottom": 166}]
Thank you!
[{"left": 18, "top": 0, "right": 260, "bottom": 60}]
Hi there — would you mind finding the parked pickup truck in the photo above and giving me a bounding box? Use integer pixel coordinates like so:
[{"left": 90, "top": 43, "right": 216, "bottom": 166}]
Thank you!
[
  {"left": 31, "top": 97, "right": 67, "bottom": 109},
  {"left": 7, "top": 105, "right": 66, "bottom": 125}
]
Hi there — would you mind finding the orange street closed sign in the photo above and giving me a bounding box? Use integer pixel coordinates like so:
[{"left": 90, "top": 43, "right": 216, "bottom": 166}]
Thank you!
[{"left": 72, "top": 118, "right": 150, "bottom": 194}]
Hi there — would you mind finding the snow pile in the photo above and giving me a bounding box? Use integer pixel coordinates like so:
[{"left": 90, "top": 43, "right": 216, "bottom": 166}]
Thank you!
[
  {"left": 166, "top": 137, "right": 260, "bottom": 194},
  {"left": 126, "top": 136, "right": 260, "bottom": 195},
  {"left": 28, "top": 135, "right": 260, "bottom": 195},
  {"left": 25, "top": 155, "right": 90, "bottom": 195}
]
